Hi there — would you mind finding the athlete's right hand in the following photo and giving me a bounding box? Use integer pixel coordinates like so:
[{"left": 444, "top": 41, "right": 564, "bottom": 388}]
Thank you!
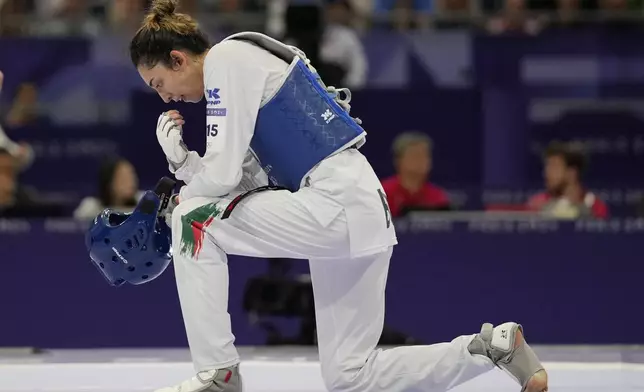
[{"left": 157, "top": 110, "right": 188, "bottom": 167}]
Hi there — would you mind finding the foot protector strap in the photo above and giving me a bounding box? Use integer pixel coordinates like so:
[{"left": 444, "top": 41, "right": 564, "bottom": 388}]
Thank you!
[{"left": 479, "top": 322, "right": 545, "bottom": 392}]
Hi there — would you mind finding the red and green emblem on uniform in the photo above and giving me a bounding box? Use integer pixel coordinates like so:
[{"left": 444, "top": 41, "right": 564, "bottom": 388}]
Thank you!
[{"left": 180, "top": 202, "right": 222, "bottom": 259}]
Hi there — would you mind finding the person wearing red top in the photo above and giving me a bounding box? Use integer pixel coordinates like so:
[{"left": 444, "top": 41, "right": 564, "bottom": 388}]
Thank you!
[
  {"left": 381, "top": 132, "right": 450, "bottom": 217},
  {"left": 527, "top": 141, "right": 608, "bottom": 220}
]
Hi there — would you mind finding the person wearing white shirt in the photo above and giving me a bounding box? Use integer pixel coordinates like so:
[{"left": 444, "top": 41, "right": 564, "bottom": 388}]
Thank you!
[
  {"left": 320, "top": 0, "right": 368, "bottom": 89},
  {"left": 126, "top": 1, "right": 549, "bottom": 392},
  {"left": 0, "top": 70, "right": 34, "bottom": 171},
  {"left": 73, "top": 157, "right": 143, "bottom": 220}
]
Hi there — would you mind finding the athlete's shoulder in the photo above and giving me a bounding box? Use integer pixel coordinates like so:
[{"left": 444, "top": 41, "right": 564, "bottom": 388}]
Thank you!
[{"left": 204, "top": 40, "right": 252, "bottom": 71}]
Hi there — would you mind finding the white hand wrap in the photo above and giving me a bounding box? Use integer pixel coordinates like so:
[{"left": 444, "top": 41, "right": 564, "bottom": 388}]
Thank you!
[{"left": 156, "top": 112, "right": 188, "bottom": 167}]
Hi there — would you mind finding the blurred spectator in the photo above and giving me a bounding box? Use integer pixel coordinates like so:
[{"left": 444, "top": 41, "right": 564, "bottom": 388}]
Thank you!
[
  {"left": 74, "top": 157, "right": 142, "bottom": 220},
  {"left": 106, "top": 0, "right": 145, "bottom": 33},
  {"left": 550, "top": 0, "right": 587, "bottom": 28},
  {"left": 265, "top": 0, "right": 288, "bottom": 37},
  {"left": 0, "top": 147, "right": 26, "bottom": 214},
  {"left": 30, "top": 0, "right": 100, "bottom": 36},
  {"left": 0, "top": 147, "right": 65, "bottom": 217},
  {"left": 434, "top": 0, "right": 472, "bottom": 29},
  {"left": 486, "top": 0, "right": 543, "bottom": 34},
  {"left": 0, "top": 0, "right": 32, "bottom": 36},
  {"left": 374, "top": 0, "right": 433, "bottom": 30},
  {"left": 5, "top": 83, "right": 41, "bottom": 127},
  {"left": 599, "top": 0, "right": 629, "bottom": 12},
  {"left": 320, "top": 0, "right": 368, "bottom": 89},
  {"left": 597, "top": 0, "right": 642, "bottom": 28},
  {"left": 33, "top": 0, "right": 66, "bottom": 18},
  {"left": 281, "top": 3, "right": 347, "bottom": 87},
  {"left": 527, "top": 141, "right": 608, "bottom": 220},
  {"left": 282, "top": 3, "right": 324, "bottom": 65},
  {"left": 0, "top": 71, "right": 35, "bottom": 172},
  {"left": 0, "top": 126, "right": 34, "bottom": 172},
  {"left": 381, "top": 132, "right": 450, "bottom": 218}
]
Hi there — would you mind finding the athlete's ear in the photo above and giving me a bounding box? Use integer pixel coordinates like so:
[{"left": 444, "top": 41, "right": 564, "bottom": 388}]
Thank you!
[{"left": 169, "top": 50, "right": 186, "bottom": 71}]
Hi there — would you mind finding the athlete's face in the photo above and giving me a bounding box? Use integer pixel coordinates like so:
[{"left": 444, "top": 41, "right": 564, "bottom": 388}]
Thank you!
[{"left": 138, "top": 50, "right": 204, "bottom": 104}]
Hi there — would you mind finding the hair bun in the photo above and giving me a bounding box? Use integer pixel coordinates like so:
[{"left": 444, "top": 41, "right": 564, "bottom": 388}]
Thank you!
[{"left": 151, "top": 0, "right": 177, "bottom": 20}]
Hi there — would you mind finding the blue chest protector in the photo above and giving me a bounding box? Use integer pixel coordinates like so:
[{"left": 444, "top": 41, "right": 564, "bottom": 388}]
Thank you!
[{"left": 224, "top": 32, "right": 366, "bottom": 192}]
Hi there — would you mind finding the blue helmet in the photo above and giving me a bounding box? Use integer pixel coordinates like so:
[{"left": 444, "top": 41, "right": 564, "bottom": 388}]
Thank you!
[{"left": 85, "top": 177, "right": 176, "bottom": 287}]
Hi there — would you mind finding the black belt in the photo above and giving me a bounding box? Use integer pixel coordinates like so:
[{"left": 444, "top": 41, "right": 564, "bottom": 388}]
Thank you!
[
  {"left": 221, "top": 185, "right": 289, "bottom": 220},
  {"left": 221, "top": 145, "right": 358, "bottom": 220}
]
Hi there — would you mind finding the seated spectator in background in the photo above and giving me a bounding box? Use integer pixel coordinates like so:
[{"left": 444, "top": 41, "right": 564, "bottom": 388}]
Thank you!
[
  {"left": 0, "top": 0, "right": 30, "bottom": 36},
  {"left": 282, "top": 3, "right": 325, "bottom": 79},
  {"left": 0, "top": 125, "right": 34, "bottom": 172},
  {"left": 486, "top": 0, "right": 543, "bottom": 34},
  {"left": 281, "top": 2, "right": 353, "bottom": 88},
  {"left": 434, "top": 0, "right": 473, "bottom": 29},
  {"left": 5, "top": 83, "right": 45, "bottom": 127},
  {"left": 0, "top": 70, "right": 35, "bottom": 171},
  {"left": 106, "top": 0, "right": 145, "bottom": 34},
  {"left": 0, "top": 148, "right": 65, "bottom": 217},
  {"left": 527, "top": 141, "right": 608, "bottom": 220},
  {"left": 29, "top": 0, "right": 100, "bottom": 37},
  {"left": 74, "top": 157, "right": 142, "bottom": 220},
  {"left": 320, "top": 0, "right": 368, "bottom": 89},
  {"left": 597, "top": 0, "right": 643, "bottom": 28},
  {"left": 381, "top": 132, "right": 450, "bottom": 218},
  {"left": 550, "top": 0, "right": 588, "bottom": 28}
]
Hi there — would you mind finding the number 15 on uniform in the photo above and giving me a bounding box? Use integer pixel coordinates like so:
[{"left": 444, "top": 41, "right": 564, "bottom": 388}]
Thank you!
[{"left": 207, "top": 124, "right": 219, "bottom": 137}]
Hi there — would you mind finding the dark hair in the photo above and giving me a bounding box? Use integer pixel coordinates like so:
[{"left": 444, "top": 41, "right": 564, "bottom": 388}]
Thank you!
[
  {"left": 544, "top": 141, "right": 588, "bottom": 176},
  {"left": 98, "top": 157, "right": 137, "bottom": 208},
  {"left": 130, "top": 0, "right": 211, "bottom": 68}
]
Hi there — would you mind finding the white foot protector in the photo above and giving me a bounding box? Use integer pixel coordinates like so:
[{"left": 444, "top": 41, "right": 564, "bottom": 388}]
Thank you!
[
  {"left": 155, "top": 365, "right": 242, "bottom": 392},
  {"left": 469, "top": 322, "right": 547, "bottom": 392}
]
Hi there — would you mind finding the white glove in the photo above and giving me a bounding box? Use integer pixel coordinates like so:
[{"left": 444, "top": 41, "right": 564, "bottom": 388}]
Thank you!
[{"left": 156, "top": 112, "right": 188, "bottom": 167}]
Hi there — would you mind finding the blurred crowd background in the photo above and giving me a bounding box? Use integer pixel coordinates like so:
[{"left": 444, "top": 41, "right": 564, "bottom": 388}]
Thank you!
[
  {"left": 1, "top": 0, "right": 644, "bottom": 221},
  {"left": 4, "top": 0, "right": 644, "bottom": 36},
  {"left": 0, "top": 0, "right": 641, "bottom": 348}
]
